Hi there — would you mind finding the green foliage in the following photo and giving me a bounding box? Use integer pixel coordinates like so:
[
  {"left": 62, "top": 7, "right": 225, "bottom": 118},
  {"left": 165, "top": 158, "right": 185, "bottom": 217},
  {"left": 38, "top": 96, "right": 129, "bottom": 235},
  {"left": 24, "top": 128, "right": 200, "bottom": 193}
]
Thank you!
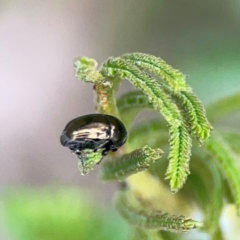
[
  {"left": 121, "top": 53, "right": 188, "bottom": 92},
  {"left": 207, "top": 92, "right": 240, "bottom": 123},
  {"left": 101, "top": 146, "right": 163, "bottom": 181},
  {"left": 77, "top": 149, "right": 103, "bottom": 175},
  {"left": 117, "top": 90, "right": 152, "bottom": 129},
  {"left": 184, "top": 153, "right": 223, "bottom": 235},
  {"left": 165, "top": 89, "right": 212, "bottom": 143},
  {"left": 116, "top": 191, "right": 203, "bottom": 232},
  {"left": 165, "top": 121, "right": 192, "bottom": 192},
  {"left": 102, "top": 58, "right": 182, "bottom": 127},
  {"left": 74, "top": 52, "right": 240, "bottom": 239},
  {"left": 3, "top": 188, "right": 129, "bottom": 240},
  {"left": 207, "top": 133, "right": 240, "bottom": 215}
]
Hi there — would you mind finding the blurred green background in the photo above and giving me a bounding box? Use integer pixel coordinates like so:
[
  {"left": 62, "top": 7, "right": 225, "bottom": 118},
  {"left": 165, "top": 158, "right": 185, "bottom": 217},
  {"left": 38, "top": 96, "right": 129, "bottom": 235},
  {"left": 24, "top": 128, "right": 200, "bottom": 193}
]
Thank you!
[
  {"left": 2, "top": 187, "right": 129, "bottom": 240},
  {"left": 1, "top": 0, "right": 240, "bottom": 239}
]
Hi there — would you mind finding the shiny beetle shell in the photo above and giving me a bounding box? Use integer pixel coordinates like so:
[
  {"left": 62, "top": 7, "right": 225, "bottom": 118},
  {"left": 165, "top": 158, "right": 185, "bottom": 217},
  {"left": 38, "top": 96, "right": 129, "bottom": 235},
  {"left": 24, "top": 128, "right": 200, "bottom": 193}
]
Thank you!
[{"left": 60, "top": 114, "right": 127, "bottom": 156}]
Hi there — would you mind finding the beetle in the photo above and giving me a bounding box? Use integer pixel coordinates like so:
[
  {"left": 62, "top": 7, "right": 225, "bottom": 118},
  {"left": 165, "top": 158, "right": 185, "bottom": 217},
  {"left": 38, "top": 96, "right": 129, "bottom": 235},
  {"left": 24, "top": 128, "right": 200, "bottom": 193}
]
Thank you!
[{"left": 60, "top": 114, "right": 127, "bottom": 157}]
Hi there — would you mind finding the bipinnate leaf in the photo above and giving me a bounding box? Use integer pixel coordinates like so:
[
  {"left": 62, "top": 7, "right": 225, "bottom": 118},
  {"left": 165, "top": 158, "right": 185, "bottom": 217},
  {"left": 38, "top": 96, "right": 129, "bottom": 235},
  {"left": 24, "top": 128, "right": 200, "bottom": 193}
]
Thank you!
[{"left": 101, "top": 58, "right": 181, "bottom": 127}]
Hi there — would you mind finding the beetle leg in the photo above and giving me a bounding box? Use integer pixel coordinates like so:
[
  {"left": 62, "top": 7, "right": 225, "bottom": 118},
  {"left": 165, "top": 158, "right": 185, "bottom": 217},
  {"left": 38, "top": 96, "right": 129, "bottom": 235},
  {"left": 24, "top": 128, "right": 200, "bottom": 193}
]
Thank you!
[
  {"left": 102, "top": 149, "right": 109, "bottom": 156},
  {"left": 74, "top": 149, "right": 81, "bottom": 155},
  {"left": 102, "top": 145, "right": 111, "bottom": 156},
  {"left": 96, "top": 156, "right": 103, "bottom": 165}
]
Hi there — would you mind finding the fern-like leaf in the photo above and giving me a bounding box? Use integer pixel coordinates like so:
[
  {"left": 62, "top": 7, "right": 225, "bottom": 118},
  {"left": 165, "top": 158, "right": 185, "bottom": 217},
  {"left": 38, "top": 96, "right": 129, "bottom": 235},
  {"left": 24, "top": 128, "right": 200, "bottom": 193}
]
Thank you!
[
  {"left": 116, "top": 192, "right": 203, "bottom": 232},
  {"left": 101, "top": 146, "right": 163, "bottom": 181},
  {"left": 121, "top": 53, "right": 188, "bottom": 92},
  {"left": 180, "top": 91, "right": 212, "bottom": 143},
  {"left": 165, "top": 122, "right": 192, "bottom": 193},
  {"left": 164, "top": 87, "right": 212, "bottom": 143},
  {"left": 101, "top": 58, "right": 181, "bottom": 127}
]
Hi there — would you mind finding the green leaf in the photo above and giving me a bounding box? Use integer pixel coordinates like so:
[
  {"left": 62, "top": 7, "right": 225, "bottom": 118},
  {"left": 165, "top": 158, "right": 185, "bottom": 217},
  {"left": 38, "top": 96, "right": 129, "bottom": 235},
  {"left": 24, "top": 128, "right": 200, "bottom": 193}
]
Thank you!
[
  {"left": 74, "top": 57, "right": 102, "bottom": 83},
  {"left": 207, "top": 92, "right": 240, "bottom": 123},
  {"left": 101, "top": 146, "right": 163, "bottom": 181},
  {"left": 206, "top": 132, "right": 240, "bottom": 215},
  {"left": 117, "top": 90, "right": 153, "bottom": 129},
  {"left": 190, "top": 153, "right": 223, "bottom": 234},
  {"left": 101, "top": 58, "right": 182, "bottom": 127},
  {"left": 116, "top": 192, "right": 203, "bottom": 232},
  {"left": 117, "top": 90, "right": 152, "bottom": 113},
  {"left": 165, "top": 89, "right": 212, "bottom": 143},
  {"left": 165, "top": 122, "right": 192, "bottom": 193},
  {"left": 77, "top": 149, "right": 103, "bottom": 175},
  {"left": 121, "top": 53, "right": 188, "bottom": 92},
  {"left": 220, "top": 129, "right": 240, "bottom": 155}
]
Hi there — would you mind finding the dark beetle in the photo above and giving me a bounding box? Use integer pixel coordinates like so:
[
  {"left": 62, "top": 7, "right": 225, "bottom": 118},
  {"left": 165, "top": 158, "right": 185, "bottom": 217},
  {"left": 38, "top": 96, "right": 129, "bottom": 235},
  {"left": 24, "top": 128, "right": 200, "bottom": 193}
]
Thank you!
[{"left": 60, "top": 114, "right": 127, "bottom": 156}]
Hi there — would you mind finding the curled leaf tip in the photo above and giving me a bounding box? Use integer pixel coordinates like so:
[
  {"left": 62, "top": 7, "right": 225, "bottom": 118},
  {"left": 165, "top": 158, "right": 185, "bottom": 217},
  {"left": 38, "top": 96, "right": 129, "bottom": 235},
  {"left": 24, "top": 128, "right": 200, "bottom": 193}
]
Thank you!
[
  {"left": 77, "top": 149, "right": 102, "bottom": 175},
  {"left": 74, "top": 56, "right": 103, "bottom": 83}
]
